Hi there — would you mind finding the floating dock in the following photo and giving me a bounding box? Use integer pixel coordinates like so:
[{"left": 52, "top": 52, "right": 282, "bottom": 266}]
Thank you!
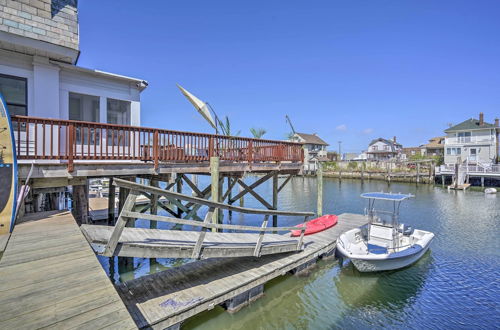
[
  {"left": 0, "top": 211, "right": 136, "bottom": 329},
  {"left": 116, "top": 213, "right": 367, "bottom": 329}
]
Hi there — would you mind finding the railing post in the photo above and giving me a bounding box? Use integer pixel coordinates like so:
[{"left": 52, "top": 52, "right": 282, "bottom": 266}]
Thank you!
[
  {"left": 209, "top": 137, "right": 214, "bottom": 158},
  {"left": 253, "top": 215, "right": 269, "bottom": 257},
  {"left": 248, "top": 141, "right": 253, "bottom": 163},
  {"left": 153, "top": 129, "right": 159, "bottom": 171},
  {"left": 68, "top": 123, "right": 74, "bottom": 172}
]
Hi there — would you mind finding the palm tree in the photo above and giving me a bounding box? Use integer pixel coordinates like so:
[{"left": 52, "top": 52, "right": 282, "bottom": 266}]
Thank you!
[
  {"left": 249, "top": 128, "right": 267, "bottom": 139},
  {"left": 217, "top": 116, "right": 240, "bottom": 136}
]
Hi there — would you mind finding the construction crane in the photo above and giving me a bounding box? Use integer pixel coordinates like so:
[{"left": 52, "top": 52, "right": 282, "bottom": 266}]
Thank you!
[{"left": 285, "top": 115, "right": 296, "bottom": 135}]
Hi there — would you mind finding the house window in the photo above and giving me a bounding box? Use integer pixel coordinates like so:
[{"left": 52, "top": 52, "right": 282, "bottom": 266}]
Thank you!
[
  {"left": 0, "top": 74, "right": 27, "bottom": 116},
  {"left": 107, "top": 98, "right": 131, "bottom": 125},
  {"left": 107, "top": 98, "right": 131, "bottom": 146},
  {"left": 69, "top": 92, "right": 100, "bottom": 145},
  {"left": 446, "top": 147, "right": 461, "bottom": 155},
  {"left": 69, "top": 93, "right": 99, "bottom": 122},
  {"left": 457, "top": 132, "right": 471, "bottom": 143},
  {"left": 372, "top": 145, "right": 378, "bottom": 151},
  {"left": 384, "top": 145, "right": 389, "bottom": 151}
]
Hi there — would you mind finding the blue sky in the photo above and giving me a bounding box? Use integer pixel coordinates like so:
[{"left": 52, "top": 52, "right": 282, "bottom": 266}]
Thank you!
[{"left": 78, "top": 1, "right": 500, "bottom": 153}]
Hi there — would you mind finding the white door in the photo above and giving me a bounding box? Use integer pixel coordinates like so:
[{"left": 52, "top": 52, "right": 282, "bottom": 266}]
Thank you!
[{"left": 469, "top": 148, "right": 477, "bottom": 162}]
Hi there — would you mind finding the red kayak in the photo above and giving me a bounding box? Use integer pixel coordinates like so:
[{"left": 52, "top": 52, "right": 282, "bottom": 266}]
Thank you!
[{"left": 291, "top": 214, "right": 338, "bottom": 237}]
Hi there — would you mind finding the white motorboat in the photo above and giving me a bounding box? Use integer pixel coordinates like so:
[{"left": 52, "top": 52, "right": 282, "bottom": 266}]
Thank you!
[{"left": 337, "top": 192, "right": 434, "bottom": 272}]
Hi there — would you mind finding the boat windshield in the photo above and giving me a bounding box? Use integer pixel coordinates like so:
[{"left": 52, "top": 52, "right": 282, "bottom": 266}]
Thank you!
[{"left": 360, "top": 192, "right": 413, "bottom": 201}]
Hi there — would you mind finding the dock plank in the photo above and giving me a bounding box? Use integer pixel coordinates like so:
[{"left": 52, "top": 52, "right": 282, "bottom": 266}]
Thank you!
[
  {"left": 0, "top": 210, "right": 137, "bottom": 329},
  {"left": 117, "top": 213, "right": 367, "bottom": 328}
]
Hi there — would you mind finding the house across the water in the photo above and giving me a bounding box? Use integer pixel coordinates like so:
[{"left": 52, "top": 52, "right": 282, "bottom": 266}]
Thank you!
[
  {"left": 289, "top": 132, "right": 329, "bottom": 172},
  {"left": 366, "top": 137, "right": 402, "bottom": 161},
  {"left": 0, "top": 0, "right": 147, "bottom": 128},
  {"left": 444, "top": 113, "right": 499, "bottom": 165}
]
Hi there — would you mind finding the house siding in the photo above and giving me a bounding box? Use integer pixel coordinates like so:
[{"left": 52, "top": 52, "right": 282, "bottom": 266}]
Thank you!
[{"left": 444, "top": 129, "right": 497, "bottom": 164}]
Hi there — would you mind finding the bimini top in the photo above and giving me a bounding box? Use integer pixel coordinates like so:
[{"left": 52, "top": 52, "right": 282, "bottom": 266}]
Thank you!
[{"left": 360, "top": 192, "right": 414, "bottom": 201}]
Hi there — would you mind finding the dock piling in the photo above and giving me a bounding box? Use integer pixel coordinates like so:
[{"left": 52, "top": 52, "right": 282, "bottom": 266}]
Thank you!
[
  {"left": 210, "top": 157, "right": 220, "bottom": 231},
  {"left": 317, "top": 162, "right": 323, "bottom": 217}
]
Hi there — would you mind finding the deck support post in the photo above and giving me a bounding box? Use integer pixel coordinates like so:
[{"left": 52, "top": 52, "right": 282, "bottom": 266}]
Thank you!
[
  {"left": 442, "top": 175, "right": 445, "bottom": 186},
  {"left": 239, "top": 182, "right": 244, "bottom": 207},
  {"left": 107, "top": 177, "right": 115, "bottom": 224},
  {"left": 176, "top": 173, "right": 183, "bottom": 217},
  {"left": 416, "top": 163, "right": 420, "bottom": 184},
  {"left": 361, "top": 162, "right": 365, "bottom": 182},
  {"left": 272, "top": 173, "right": 278, "bottom": 227},
  {"left": 317, "top": 161, "right": 323, "bottom": 217},
  {"left": 191, "top": 174, "right": 198, "bottom": 196},
  {"left": 72, "top": 183, "right": 89, "bottom": 225},
  {"left": 481, "top": 176, "right": 485, "bottom": 187},
  {"left": 210, "top": 157, "right": 220, "bottom": 232},
  {"left": 150, "top": 177, "right": 159, "bottom": 230}
]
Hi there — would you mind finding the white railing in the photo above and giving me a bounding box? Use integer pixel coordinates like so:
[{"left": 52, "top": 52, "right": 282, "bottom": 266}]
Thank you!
[
  {"left": 445, "top": 136, "right": 495, "bottom": 144},
  {"left": 436, "top": 164, "right": 500, "bottom": 175}
]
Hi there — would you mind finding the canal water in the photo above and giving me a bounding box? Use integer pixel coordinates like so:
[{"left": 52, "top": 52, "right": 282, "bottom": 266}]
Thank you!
[{"left": 98, "top": 177, "right": 500, "bottom": 329}]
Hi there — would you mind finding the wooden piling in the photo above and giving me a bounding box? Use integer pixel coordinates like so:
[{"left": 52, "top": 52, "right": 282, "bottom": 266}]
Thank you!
[
  {"left": 272, "top": 172, "right": 278, "bottom": 227},
  {"left": 239, "top": 182, "right": 245, "bottom": 207},
  {"left": 107, "top": 177, "right": 115, "bottom": 224},
  {"left": 317, "top": 162, "right": 323, "bottom": 217},
  {"left": 416, "top": 163, "right": 420, "bottom": 184},
  {"left": 72, "top": 183, "right": 89, "bottom": 225},
  {"left": 210, "top": 157, "right": 220, "bottom": 232}
]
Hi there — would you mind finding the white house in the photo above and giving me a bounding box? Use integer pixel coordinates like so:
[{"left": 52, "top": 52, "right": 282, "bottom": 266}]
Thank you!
[
  {"left": 289, "top": 132, "right": 329, "bottom": 172},
  {"left": 366, "top": 137, "right": 402, "bottom": 161},
  {"left": 444, "top": 113, "right": 499, "bottom": 165},
  {"left": 0, "top": 0, "right": 147, "bottom": 128}
]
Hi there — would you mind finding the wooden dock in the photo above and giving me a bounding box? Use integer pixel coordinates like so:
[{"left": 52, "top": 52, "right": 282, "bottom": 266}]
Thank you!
[
  {"left": 0, "top": 210, "right": 137, "bottom": 329},
  {"left": 81, "top": 224, "right": 303, "bottom": 259},
  {"left": 116, "top": 213, "right": 367, "bottom": 329}
]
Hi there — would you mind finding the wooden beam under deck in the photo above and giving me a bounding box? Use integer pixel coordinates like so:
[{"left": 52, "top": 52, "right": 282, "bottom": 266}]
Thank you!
[{"left": 17, "top": 161, "right": 302, "bottom": 180}]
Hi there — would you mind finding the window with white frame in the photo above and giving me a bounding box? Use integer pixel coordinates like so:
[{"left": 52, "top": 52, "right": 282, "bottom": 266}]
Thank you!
[
  {"left": 107, "top": 98, "right": 131, "bottom": 125},
  {"left": 446, "top": 147, "right": 461, "bottom": 155},
  {"left": 0, "top": 74, "right": 27, "bottom": 116},
  {"left": 69, "top": 92, "right": 100, "bottom": 145},
  {"left": 107, "top": 98, "right": 131, "bottom": 146}
]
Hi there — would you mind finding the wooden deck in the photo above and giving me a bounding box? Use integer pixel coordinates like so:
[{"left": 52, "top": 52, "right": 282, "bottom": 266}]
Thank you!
[
  {"left": 0, "top": 210, "right": 137, "bottom": 329},
  {"left": 116, "top": 213, "right": 367, "bottom": 329},
  {"left": 81, "top": 225, "right": 302, "bottom": 259}
]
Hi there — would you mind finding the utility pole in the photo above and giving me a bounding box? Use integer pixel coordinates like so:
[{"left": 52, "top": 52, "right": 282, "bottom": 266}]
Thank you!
[{"left": 338, "top": 141, "right": 342, "bottom": 161}]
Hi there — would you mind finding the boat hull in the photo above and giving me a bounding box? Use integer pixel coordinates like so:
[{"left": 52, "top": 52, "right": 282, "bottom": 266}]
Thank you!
[
  {"left": 337, "top": 228, "right": 434, "bottom": 272},
  {"left": 350, "top": 243, "right": 431, "bottom": 272}
]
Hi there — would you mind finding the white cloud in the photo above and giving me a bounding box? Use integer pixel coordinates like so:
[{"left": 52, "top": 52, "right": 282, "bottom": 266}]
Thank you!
[
  {"left": 362, "top": 128, "right": 373, "bottom": 135},
  {"left": 336, "top": 124, "right": 347, "bottom": 131}
]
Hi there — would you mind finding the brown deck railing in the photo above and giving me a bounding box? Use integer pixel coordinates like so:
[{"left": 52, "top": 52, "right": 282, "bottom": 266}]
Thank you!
[{"left": 11, "top": 116, "right": 304, "bottom": 171}]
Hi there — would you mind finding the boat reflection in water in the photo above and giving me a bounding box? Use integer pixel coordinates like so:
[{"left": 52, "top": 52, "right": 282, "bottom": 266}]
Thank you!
[{"left": 334, "top": 251, "right": 433, "bottom": 309}]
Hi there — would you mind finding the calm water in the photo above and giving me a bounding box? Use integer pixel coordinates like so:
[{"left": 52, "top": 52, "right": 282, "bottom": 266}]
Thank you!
[{"left": 98, "top": 177, "right": 500, "bottom": 329}]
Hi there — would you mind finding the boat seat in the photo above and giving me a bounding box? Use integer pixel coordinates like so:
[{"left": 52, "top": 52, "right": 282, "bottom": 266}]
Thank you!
[
  {"left": 367, "top": 243, "right": 388, "bottom": 254},
  {"left": 368, "top": 224, "right": 395, "bottom": 249}
]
